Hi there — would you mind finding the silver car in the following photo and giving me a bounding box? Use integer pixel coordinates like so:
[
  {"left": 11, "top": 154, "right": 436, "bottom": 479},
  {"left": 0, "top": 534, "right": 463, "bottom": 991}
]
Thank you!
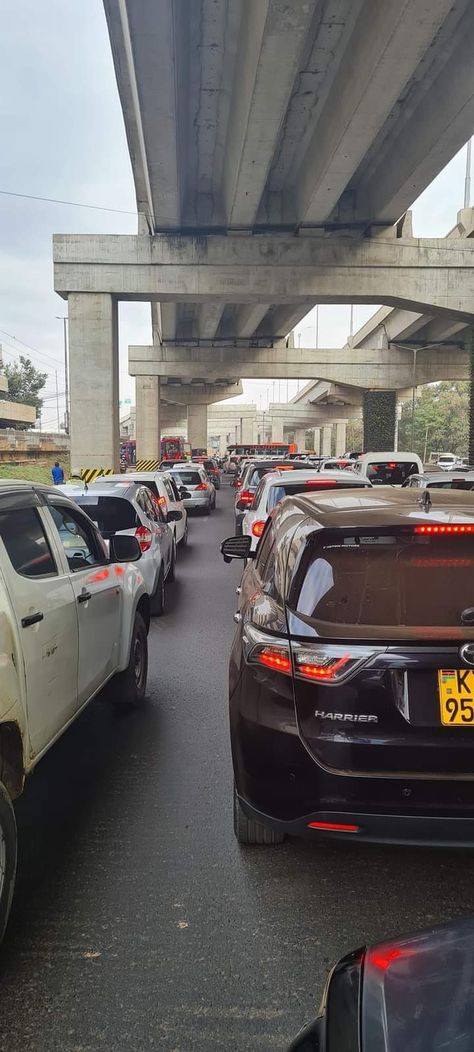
[{"left": 169, "top": 465, "right": 216, "bottom": 514}]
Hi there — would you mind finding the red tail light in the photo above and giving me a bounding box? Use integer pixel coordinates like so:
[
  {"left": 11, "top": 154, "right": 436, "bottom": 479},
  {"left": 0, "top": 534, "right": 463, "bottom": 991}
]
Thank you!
[
  {"left": 415, "top": 524, "right": 474, "bottom": 534},
  {"left": 135, "top": 526, "right": 153, "bottom": 552},
  {"left": 307, "top": 820, "right": 359, "bottom": 833},
  {"left": 238, "top": 488, "right": 254, "bottom": 505},
  {"left": 251, "top": 520, "right": 266, "bottom": 538},
  {"left": 236, "top": 479, "right": 243, "bottom": 489},
  {"left": 305, "top": 479, "right": 334, "bottom": 487},
  {"left": 254, "top": 647, "right": 291, "bottom": 674},
  {"left": 196, "top": 482, "right": 209, "bottom": 491}
]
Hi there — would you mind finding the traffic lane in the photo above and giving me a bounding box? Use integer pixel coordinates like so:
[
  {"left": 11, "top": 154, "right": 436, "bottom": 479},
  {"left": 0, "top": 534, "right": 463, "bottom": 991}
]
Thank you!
[{"left": 0, "top": 484, "right": 474, "bottom": 1051}]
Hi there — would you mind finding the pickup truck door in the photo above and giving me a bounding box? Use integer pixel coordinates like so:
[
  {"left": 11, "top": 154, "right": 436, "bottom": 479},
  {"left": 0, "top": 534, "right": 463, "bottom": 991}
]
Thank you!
[
  {"left": 0, "top": 492, "right": 79, "bottom": 758},
  {"left": 47, "top": 499, "right": 122, "bottom": 705}
]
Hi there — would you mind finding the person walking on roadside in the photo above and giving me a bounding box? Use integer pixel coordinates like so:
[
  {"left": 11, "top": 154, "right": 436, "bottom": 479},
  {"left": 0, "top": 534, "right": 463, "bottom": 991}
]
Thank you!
[{"left": 51, "top": 461, "right": 64, "bottom": 485}]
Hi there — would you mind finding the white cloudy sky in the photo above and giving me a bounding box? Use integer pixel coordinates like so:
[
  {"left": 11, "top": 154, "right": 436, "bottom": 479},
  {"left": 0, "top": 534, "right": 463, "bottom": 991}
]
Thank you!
[{"left": 0, "top": 0, "right": 471, "bottom": 427}]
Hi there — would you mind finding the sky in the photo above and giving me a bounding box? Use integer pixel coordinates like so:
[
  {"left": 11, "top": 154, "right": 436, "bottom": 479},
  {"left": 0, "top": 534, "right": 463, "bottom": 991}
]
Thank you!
[{"left": 0, "top": 0, "right": 471, "bottom": 428}]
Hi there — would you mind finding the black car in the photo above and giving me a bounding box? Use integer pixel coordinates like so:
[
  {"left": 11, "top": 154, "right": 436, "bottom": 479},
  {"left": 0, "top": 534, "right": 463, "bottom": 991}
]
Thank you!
[
  {"left": 233, "top": 459, "right": 312, "bottom": 533},
  {"left": 222, "top": 487, "right": 474, "bottom": 847}
]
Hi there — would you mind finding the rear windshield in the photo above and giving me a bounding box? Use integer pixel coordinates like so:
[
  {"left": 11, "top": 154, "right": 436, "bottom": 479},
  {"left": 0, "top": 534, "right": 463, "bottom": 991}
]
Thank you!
[
  {"left": 247, "top": 465, "right": 294, "bottom": 488},
  {"left": 290, "top": 529, "right": 474, "bottom": 639},
  {"left": 170, "top": 471, "right": 201, "bottom": 485},
  {"left": 266, "top": 481, "right": 362, "bottom": 512},
  {"left": 74, "top": 496, "right": 137, "bottom": 538},
  {"left": 366, "top": 461, "right": 418, "bottom": 484}
]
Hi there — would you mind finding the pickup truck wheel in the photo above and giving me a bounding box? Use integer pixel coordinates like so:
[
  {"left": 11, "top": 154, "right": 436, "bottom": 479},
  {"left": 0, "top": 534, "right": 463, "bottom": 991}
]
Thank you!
[
  {"left": 0, "top": 782, "right": 17, "bottom": 944},
  {"left": 113, "top": 613, "right": 148, "bottom": 707},
  {"left": 151, "top": 567, "right": 165, "bottom": 616}
]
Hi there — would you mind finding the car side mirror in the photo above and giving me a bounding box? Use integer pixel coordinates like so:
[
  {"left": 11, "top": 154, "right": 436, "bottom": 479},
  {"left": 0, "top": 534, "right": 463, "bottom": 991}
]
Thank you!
[
  {"left": 167, "top": 509, "right": 183, "bottom": 522},
  {"left": 179, "top": 488, "right": 191, "bottom": 499},
  {"left": 221, "top": 535, "right": 253, "bottom": 563},
  {"left": 109, "top": 534, "right": 141, "bottom": 561}
]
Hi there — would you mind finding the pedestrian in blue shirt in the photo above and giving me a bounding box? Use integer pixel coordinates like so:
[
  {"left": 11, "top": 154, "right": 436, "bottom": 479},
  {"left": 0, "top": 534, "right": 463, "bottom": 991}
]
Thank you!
[{"left": 51, "top": 461, "right": 64, "bottom": 485}]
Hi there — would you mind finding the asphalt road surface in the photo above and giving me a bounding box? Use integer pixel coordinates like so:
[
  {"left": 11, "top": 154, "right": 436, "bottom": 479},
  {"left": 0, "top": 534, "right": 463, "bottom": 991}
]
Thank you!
[{"left": 2, "top": 482, "right": 474, "bottom": 1051}]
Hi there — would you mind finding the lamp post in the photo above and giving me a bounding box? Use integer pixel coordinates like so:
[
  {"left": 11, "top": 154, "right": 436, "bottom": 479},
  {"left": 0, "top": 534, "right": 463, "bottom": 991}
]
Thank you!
[{"left": 56, "top": 315, "right": 69, "bottom": 434}]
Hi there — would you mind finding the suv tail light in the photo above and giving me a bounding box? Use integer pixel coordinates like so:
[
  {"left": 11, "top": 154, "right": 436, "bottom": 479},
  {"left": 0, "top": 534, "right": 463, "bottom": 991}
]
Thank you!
[
  {"left": 196, "top": 482, "right": 209, "bottom": 491},
  {"left": 238, "top": 488, "right": 254, "bottom": 506},
  {"left": 251, "top": 519, "right": 266, "bottom": 538},
  {"left": 135, "top": 525, "right": 153, "bottom": 552},
  {"left": 243, "top": 625, "right": 378, "bottom": 684}
]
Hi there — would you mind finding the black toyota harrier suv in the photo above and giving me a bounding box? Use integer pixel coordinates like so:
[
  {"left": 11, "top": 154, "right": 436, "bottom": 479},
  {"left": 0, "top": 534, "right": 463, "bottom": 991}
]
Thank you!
[{"left": 221, "top": 487, "right": 474, "bottom": 847}]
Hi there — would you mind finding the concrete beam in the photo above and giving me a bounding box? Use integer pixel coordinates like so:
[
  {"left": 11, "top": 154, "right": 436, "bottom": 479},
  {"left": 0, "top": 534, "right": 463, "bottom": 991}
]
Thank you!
[
  {"left": 161, "top": 382, "right": 242, "bottom": 405},
  {"left": 222, "top": 1, "right": 315, "bottom": 228},
  {"left": 291, "top": 0, "right": 455, "bottom": 224},
  {"left": 128, "top": 342, "right": 468, "bottom": 389},
  {"left": 0, "top": 401, "right": 36, "bottom": 425},
  {"left": 54, "top": 233, "right": 474, "bottom": 318},
  {"left": 235, "top": 304, "right": 271, "bottom": 339},
  {"left": 196, "top": 303, "right": 225, "bottom": 340}
]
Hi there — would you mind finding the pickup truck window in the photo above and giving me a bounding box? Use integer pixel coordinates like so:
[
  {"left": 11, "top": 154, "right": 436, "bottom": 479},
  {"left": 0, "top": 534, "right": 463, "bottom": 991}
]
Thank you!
[
  {"left": 48, "top": 503, "right": 105, "bottom": 570},
  {"left": 0, "top": 506, "right": 57, "bottom": 578}
]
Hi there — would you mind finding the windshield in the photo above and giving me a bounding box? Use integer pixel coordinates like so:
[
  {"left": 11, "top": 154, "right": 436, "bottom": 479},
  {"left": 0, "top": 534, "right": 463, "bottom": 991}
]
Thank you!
[
  {"left": 367, "top": 461, "right": 418, "bottom": 484},
  {"left": 74, "top": 496, "right": 138, "bottom": 538},
  {"left": 290, "top": 529, "right": 474, "bottom": 639}
]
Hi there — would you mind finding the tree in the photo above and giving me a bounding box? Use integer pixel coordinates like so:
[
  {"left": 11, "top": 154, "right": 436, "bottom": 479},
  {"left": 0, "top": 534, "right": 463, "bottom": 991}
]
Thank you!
[
  {"left": 397, "top": 381, "right": 469, "bottom": 459},
  {"left": 4, "top": 356, "right": 47, "bottom": 429}
]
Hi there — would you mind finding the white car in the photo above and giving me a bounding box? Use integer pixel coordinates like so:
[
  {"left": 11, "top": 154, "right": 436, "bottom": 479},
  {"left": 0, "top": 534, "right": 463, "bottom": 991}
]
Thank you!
[
  {"left": 0, "top": 480, "right": 150, "bottom": 943},
  {"left": 107, "top": 471, "right": 188, "bottom": 547},
  {"left": 352, "top": 451, "right": 423, "bottom": 485},
  {"left": 61, "top": 479, "right": 178, "bottom": 615},
  {"left": 168, "top": 464, "right": 216, "bottom": 513},
  {"left": 242, "top": 469, "right": 372, "bottom": 551}
]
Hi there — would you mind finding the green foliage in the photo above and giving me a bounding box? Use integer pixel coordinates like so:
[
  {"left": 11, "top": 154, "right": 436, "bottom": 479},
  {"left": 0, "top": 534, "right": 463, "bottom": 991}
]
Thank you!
[
  {"left": 398, "top": 381, "right": 469, "bottom": 459},
  {"left": 4, "top": 356, "right": 47, "bottom": 430},
  {"left": 363, "top": 390, "right": 396, "bottom": 451}
]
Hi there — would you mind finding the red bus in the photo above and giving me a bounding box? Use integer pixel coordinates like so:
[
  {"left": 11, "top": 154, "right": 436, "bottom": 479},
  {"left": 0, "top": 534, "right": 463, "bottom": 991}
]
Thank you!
[{"left": 161, "top": 435, "right": 191, "bottom": 461}]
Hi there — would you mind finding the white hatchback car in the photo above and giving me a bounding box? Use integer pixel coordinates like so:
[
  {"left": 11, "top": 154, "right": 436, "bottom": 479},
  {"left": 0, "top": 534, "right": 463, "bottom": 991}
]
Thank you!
[
  {"left": 168, "top": 464, "right": 216, "bottom": 514},
  {"left": 242, "top": 469, "right": 372, "bottom": 551},
  {"left": 0, "top": 480, "right": 150, "bottom": 943},
  {"left": 61, "top": 480, "right": 178, "bottom": 615},
  {"left": 107, "top": 471, "right": 188, "bottom": 547}
]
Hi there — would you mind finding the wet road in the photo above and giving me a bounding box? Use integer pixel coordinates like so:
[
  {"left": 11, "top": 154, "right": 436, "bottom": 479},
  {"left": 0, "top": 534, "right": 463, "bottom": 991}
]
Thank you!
[{"left": 2, "top": 483, "right": 474, "bottom": 1051}]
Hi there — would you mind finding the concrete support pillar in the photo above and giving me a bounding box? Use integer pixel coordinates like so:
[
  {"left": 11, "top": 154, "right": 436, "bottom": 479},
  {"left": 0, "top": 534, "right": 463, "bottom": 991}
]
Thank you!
[
  {"left": 321, "top": 426, "right": 333, "bottom": 456},
  {"left": 363, "top": 391, "right": 396, "bottom": 451},
  {"left": 187, "top": 403, "right": 208, "bottom": 451},
  {"left": 136, "top": 376, "right": 160, "bottom": 462},
  {"left": 334, "top": 420, "right": 347, "bottom": 455},
  {"left": 68, "top": 293, "right": 119, "bottom": 473},
  {"left": 271, "top": 418, "right": 284, "bottom": 442},
  {"left": 240, "top": 416, "right": 255, "bottom": 443},
  {"left": 313, "top": 428, "right": 321, "bottom": 455},
  {"left": 293, "top": 428, "right": 307, "bottom": 452}
]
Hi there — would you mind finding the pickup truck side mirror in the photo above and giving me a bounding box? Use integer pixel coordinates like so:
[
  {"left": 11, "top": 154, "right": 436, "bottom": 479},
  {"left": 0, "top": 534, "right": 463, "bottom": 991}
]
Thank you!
[
  {"left": 109, "top": 534, "right": 141, "bottom": 561},
  {"left": 221, "top": 535, "right": 253, "bottom": 563},
  {"left": 167, "top": 509, "right": 183, "bottom": 522}
]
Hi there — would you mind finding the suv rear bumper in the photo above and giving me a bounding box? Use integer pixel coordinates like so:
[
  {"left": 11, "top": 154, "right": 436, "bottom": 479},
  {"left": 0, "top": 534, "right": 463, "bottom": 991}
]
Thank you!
[{"left": 239, "top": 796, "right": 474, "bottom": 847}]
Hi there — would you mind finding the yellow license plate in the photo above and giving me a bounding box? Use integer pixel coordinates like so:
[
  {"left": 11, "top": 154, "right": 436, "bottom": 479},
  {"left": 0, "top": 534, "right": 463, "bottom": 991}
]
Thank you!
[{"left": 438, "top": 669, "right": 474, "bottom": 725}]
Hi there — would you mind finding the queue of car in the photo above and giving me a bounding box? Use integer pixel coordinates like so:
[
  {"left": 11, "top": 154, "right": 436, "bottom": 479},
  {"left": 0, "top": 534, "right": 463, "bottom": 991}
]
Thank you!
[{"left": 221, "top": 449, "right": 474, "bottom": 853}]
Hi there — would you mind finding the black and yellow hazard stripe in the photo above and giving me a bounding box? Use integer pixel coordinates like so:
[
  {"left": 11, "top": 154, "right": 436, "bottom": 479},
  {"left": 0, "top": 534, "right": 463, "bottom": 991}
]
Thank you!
[
  {"left": 135, "top": 459, "right": 161, "bottom": 471},
  {"left": 80, "top": 467, "right": 113, "bottom": 484}
]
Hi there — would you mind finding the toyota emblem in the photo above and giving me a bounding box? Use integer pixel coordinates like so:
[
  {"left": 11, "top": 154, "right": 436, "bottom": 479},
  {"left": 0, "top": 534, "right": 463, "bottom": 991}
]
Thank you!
[{"left": 460, "top": 644, "right": 474, "bottom": 668}]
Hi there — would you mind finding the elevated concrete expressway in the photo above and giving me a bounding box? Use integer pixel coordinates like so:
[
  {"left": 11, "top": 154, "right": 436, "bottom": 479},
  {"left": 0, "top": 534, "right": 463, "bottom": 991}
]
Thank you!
[{"left": 57, "top": 0, "right": 474, "bottom": 466}]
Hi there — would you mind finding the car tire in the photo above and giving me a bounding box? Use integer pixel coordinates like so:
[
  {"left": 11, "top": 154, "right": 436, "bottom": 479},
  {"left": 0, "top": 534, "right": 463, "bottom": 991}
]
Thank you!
[
  {"left": 111, "top": 612, "right": 148, "bottom": 707},
  {"left": 151, "top": 566, "right": 165, "bottom": 616},
  {"left": 233, "top": 784, "right": 285, "bottom": 845},
  {"left": 0, "top": 781, "right": 18, "bottom": 945},
  {"left": 168, "top": 541, "right": 176, "bottom": 582}
]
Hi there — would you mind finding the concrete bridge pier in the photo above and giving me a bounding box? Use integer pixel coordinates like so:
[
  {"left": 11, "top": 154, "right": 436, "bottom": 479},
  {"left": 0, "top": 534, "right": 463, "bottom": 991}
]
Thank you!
[
  {"left": 187, "top": 404, "right": 208, "bottom": 451},
  {"left": 321, "top": 426, "right": 333, "bottom": 456},
  {"left": 68, "top": 293, "right": 120, "bottom": 473},
  {"left": 135, "top": 376, "right": 160, "bottom": 463}
]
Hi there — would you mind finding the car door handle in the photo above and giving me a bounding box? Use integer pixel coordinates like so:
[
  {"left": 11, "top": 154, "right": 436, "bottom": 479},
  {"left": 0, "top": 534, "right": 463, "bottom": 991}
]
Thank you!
[
  {"left": 77, "top": 591, "right": 92, "bottom": 604},
  {"left": 21, "top": 611, "right": 44, "bottom": 628}
]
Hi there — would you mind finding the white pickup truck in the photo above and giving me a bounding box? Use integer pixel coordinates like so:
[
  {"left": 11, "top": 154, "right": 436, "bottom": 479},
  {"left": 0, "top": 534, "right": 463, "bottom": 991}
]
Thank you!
[{"left": 0, "top": 481, "right": 151, "bottom": 943}]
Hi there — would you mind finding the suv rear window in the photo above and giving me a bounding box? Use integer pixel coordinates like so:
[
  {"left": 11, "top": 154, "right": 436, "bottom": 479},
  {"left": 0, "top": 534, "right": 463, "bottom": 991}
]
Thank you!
[
  {"left": 266, "top": 480, "right": 363, "bottom": 511},
  {"left": 366, "top": 461, "right": 418, "bottom": 484},
  {"left": 74, "top": 496, "right": 138, "bottom": 538},
  {"left": 290, "top": 529, "right": 474, "bottom": 639},
  {"left": 170, "top": 471, "right": 201, "bottom": 486}
]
